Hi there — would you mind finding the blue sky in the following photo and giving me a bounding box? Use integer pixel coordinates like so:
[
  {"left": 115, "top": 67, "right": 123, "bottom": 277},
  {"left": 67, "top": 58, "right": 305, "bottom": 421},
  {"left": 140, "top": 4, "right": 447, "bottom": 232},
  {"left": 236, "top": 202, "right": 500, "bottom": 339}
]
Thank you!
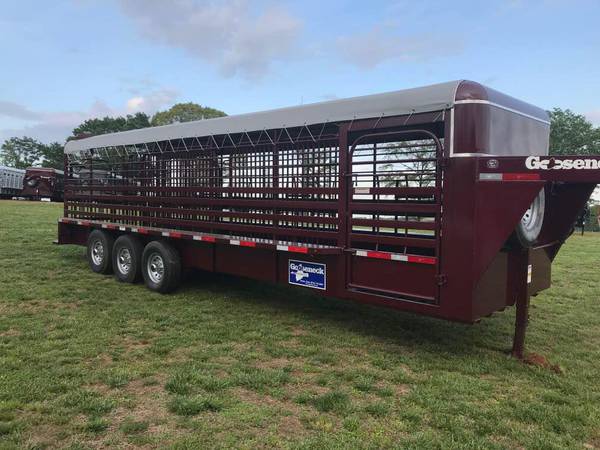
[{"left": 1, "top": 0, "right": 599, "bottom": 144}]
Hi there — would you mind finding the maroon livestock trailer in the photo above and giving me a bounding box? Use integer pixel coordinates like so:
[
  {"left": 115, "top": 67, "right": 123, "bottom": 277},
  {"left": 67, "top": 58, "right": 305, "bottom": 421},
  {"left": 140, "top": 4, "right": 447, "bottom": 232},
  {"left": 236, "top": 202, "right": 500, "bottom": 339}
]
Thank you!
[
  {"left": 56, "top": 80, "right": 600, "bottom": 357},
  {"left": 22, "top": 167, "right": 64, "bottom": 201}
]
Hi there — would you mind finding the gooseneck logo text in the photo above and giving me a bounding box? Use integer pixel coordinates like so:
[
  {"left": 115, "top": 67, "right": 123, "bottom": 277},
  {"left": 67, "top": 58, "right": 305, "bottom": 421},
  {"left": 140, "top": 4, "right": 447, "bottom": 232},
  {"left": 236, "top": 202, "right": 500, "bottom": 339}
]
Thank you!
[{"left": 525, "top": 156, "right": 600, "bottom": 170}]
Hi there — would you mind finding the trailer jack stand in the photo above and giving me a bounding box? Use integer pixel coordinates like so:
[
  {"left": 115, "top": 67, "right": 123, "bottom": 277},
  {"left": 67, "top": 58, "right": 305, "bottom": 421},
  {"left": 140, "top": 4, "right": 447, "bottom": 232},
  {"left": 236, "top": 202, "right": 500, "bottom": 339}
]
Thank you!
[
  {"left": 511, "top": 288, "right": 529, "bottom": 359},
  {"left": 510, "top": 248, "right": 530, "bottom": 360}
]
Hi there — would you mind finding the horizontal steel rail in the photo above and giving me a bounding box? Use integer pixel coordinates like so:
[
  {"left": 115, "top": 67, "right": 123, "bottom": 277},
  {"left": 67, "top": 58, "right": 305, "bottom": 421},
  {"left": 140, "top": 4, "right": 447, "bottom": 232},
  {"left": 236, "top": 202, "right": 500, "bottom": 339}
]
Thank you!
[
  {"left": 66, "top": 202, "right": 339, "bottom": 225},
  {"left": 349, "top": 233, "right": 437, "bottom": 248},
  {"left": 66, "top": 194, "right": 339, "bottom": 211},
  {"left": 65, "top": 185, "right": 339, "bottom": 195},
  {"left": 351, "top": 218, "right": 436, "bottom": 230}
]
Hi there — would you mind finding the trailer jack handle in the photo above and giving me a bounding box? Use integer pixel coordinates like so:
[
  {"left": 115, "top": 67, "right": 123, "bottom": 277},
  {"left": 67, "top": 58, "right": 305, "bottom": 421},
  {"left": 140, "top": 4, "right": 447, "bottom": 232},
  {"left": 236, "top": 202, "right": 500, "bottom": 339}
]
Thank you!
[{"left": 510, "top": 247, "right": 531, "bottom": 360}]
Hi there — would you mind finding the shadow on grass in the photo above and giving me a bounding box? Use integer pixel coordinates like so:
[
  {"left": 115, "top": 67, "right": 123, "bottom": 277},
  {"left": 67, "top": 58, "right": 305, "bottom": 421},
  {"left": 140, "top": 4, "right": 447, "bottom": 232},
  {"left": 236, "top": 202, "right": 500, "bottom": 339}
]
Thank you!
[
  {"left": 54, "top": 244, "right": 514, "bottom": 359},
  {"left": 180, "top": 268, "right": 513, "bottom": 358}
]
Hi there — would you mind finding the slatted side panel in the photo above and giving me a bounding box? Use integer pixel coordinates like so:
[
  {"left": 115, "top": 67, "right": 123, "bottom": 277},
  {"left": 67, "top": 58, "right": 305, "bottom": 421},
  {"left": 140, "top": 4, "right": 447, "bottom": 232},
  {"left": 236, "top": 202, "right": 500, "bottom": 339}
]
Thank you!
[
  {"left": 64, "top": 132, "right": 340, "bottom": 247},
  {"left": 348, "top": 134, "right": 442, "bottom": 258}
]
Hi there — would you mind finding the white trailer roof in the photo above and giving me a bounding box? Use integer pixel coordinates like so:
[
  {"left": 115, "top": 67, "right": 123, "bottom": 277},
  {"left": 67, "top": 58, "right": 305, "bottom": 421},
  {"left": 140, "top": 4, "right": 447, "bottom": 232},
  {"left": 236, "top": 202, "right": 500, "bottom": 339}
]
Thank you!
[
  {"left": 0, "top": 165, "right": 26, "bottom": 174},
  {"left": 64, "top": 80, "right": 461, "bottom": 154}
]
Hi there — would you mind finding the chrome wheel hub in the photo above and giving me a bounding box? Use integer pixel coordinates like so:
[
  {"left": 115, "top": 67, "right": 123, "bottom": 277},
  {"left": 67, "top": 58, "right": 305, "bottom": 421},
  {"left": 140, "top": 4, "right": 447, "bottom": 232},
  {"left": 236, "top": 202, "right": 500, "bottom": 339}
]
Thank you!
[
  {"left": 91, "top": 240, "right": 104, "bottom": 266},
  {"left": 117, "top": 247, "right": 132, "bottom": 274},
  {"left": 147, "top": 253, "right": 164, "bottom": 284},
  {"left": 522, "top": 207, "right": 533, "bottom": 227},
  {"left": 521, "top": 194, "right": 541, "bottom": 232}
]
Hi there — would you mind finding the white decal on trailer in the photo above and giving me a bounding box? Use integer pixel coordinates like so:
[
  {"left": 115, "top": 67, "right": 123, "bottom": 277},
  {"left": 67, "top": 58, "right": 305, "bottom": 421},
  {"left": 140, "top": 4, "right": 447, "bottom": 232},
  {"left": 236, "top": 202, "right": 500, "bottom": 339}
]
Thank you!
[{"left": 525, "top": 156, "right": 600, "bottom": 170}]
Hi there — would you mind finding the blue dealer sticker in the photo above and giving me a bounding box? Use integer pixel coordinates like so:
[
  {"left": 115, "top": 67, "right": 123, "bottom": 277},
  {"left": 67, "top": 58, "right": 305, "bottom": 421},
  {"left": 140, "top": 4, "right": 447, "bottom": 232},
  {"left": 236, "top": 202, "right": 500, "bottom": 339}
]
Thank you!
[{"left": 288, "top": 260, "right": 326, "bottom": 290}]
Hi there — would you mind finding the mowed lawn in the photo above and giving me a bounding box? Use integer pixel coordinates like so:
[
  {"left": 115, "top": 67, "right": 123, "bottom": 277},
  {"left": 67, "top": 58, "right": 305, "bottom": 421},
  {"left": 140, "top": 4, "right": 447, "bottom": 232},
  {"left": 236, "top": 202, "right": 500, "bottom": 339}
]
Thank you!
[{"left": 1, "top": 200, "right": 600, "bottom": 449}]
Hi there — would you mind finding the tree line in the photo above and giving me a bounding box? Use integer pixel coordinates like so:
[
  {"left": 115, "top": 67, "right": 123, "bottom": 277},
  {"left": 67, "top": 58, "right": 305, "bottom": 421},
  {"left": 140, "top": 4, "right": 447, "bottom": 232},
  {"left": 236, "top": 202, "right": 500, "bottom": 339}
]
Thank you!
[
  {"left": 0, "top": 103, "right": 226, "bottom": 169},
  {"left": 1, "top": 104, "right": 599, "bottom": 170}
]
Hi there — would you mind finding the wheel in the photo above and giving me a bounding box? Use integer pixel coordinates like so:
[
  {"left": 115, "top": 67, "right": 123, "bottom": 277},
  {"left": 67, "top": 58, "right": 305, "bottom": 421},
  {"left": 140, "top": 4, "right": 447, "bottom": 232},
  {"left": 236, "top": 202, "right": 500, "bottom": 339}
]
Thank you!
[
  {"left": 86, "top": 229, "right": 114, "bottom": 274},
  {"left": 112, "top": 235, "right": 143, "bottom": 283},
  {"left": 512, "top": 188, "right": 545, "bottom": 248},
  {"left": 141, "top": 240, "right": 182, "bottom": 293}
]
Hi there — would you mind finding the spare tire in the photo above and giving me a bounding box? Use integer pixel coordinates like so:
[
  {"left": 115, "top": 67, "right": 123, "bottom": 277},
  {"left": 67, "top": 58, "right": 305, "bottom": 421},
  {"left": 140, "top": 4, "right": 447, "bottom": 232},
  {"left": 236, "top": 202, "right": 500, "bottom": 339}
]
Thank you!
[{"left": 512, "top": 188, "right": 545, "bottom": 248}]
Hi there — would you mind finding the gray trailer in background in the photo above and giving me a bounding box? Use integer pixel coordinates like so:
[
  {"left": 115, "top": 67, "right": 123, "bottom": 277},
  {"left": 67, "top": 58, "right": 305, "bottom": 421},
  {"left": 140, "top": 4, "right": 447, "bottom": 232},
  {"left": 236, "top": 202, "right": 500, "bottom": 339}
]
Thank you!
[{"left": 0, "top": 166, "right": 25, "bottom": 198}]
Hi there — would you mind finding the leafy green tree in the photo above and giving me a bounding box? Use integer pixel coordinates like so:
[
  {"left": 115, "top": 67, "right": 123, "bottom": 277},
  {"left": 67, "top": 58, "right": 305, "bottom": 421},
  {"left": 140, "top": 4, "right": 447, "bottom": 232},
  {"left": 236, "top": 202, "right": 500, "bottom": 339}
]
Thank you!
[
  {"left": 39, "top": 142, "right": 64, "bottom": 170},
  {"left": 549, "top": 108, "right": 600, "bottom": 155},
  {"left": 71, "top": 112, "right": 151, "bottom": 138},
  {"left": 0, "top": 137, "right": 42, "bottom": 169},
  {"left": 151, "top": 102, "right": 226, "bottom": 126},
  {"left": 549, "top": 109, "right": 600, "bottom": 224}
]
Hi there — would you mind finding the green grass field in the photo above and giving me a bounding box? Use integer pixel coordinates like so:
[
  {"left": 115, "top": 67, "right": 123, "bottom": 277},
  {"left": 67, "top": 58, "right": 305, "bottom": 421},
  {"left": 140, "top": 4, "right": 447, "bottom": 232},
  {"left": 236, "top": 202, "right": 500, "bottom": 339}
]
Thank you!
[{"left": 1, "top": 200, "right": 599, "bottom": 449}]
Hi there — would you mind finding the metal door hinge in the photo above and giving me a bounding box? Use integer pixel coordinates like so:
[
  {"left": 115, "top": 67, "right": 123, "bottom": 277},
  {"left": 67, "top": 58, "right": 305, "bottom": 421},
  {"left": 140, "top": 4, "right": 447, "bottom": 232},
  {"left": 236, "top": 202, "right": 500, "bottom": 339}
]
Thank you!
[{"left": 436, "top": 274, "right": 448, "bottom": 286}]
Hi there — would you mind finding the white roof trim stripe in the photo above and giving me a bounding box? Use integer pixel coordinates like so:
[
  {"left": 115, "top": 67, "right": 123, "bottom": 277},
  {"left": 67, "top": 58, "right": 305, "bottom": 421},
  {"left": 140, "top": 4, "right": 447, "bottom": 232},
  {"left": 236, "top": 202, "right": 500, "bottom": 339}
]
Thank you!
[
  {"left": 454, "top": 100, "right": 551, "bottom": 125},
  {"left": 64, "top": 80, "right": 462, "bottom": 154}
]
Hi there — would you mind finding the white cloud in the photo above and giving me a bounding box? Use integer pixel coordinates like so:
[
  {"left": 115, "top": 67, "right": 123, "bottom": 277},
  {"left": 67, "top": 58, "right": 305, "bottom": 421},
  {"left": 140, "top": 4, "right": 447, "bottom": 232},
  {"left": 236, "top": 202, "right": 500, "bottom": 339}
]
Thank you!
[
  {"left": 0, "top": 101, "right": 43, "bottom": 121},
  {"left": 118, "top": 0, "right": 302, "bottom": 80},
  {"left": 126, "top": 97, "right": 145, "bottom": 111},
  {"left": 125, "top": 88, "right": 179, "bottom": 113},
  {"left": 585, "top": 110, "right": 600, "bottom": 126},
  {"left": 336, "top": 26, "right": 464, "bottom": 69},
  {"left": 0, "top": 89, "right": 178, "bottom": 144}
]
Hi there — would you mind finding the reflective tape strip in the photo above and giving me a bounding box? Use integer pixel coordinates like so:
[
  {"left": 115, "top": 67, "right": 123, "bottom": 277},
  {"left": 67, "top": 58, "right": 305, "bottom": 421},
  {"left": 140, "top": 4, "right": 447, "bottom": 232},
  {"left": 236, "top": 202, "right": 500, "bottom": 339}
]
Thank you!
[
  {"left": 277, "top": 245, "right": 309, "bottom": 253},
  {"left": 58, "top": 219, "right": 322, "bottom": 255},
  {"left": 503, "top": 173, "right": 541, "bottom": 181},
  {"left": 406, "top": 255, "right": 437, "bottom": 265},
  {"left": 355, "top": 250, "right": 437, "bottom": 265},
  {"left": 231, "top": 239, "right": 256, "bottom": 247},
  {"left": 193, "top": 235, "right": 216, "bottom": 243},
  {"left": 479, "top": 173, "right": 502, "bottom": 181},
  {"left": 356, "top": 250, "right": 391, "bottom": 260},
  {"left": 479, "top": 173, "right": 541, "bottom": 181}
]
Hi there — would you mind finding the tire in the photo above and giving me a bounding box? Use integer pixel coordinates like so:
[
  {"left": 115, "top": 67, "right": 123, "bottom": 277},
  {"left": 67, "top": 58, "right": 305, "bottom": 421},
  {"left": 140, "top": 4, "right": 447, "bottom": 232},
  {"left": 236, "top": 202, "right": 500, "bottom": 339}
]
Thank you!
[
  {"left": 86, "top": 230, "right": 115, "bottom": 274},
  {"left": 512, "top": 188, "right": 546, "bottom": 248},
  {"left": 141, "top": 240, "right": 182, "bottom": 293},
  {"left": 112, "top": 235, "right": 144, "bottom": 283}
]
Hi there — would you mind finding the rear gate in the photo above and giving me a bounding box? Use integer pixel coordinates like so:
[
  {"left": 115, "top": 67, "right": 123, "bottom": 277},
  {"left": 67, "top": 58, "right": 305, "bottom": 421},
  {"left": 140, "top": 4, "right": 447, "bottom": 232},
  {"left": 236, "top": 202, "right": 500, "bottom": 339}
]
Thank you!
[{"left": 345, "top": 130, "right": 443, "bottom": 304}]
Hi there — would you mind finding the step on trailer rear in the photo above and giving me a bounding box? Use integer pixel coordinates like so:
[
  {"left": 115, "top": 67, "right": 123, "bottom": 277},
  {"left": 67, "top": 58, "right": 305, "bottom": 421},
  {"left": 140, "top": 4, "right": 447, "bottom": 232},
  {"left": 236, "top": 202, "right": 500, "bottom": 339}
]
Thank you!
[{"left": 57, "top": 80, "right": 600, "bottom": 357}]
